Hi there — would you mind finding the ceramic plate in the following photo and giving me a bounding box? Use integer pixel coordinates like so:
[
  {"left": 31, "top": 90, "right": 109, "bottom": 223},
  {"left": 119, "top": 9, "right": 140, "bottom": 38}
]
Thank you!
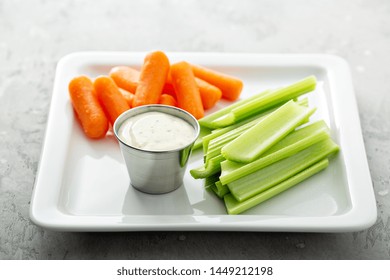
[{"left": 30, "top": 52, "right": 377, "bottom": 231}]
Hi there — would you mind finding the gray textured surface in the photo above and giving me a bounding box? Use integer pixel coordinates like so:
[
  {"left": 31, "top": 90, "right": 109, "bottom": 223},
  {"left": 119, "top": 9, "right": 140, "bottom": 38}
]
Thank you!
[{"left": 1, "top": 0, "right": 389, "bottom": 259}]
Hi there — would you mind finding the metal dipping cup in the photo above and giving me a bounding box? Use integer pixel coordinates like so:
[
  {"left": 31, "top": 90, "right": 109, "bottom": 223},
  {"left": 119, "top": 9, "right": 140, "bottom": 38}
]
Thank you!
[{"left": 113, "top": 105, "right": 200, "bottom": 194}]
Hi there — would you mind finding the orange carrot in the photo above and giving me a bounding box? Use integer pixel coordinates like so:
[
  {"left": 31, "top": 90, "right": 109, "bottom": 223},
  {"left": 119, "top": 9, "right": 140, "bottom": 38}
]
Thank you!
[
  {"left": 133, "top": 51, "right": 170, "bottom": 107},
  {"left": 109, "top": 66, "right": 139, "bottom": 93},
  {"left": 162, "top": 71, "right": 176, "bottom": 96},
  {"left": 162, "top": 82, "right": 176, "bottom": 97},
  {"left": 163, "top": 77, "right": 222, "bottom": 108},
  {"left": 68, "top": 76, "right": 109, "bottom": 139},
  {"left": 94, "top": 76, "right": 130, "bottom": 125},
  {"left": 170, "top": 61, "right": 204, "bottom": 119},
  {"left": 159, "top": 94, "right": 177, "bottom": 107},
  {"left": 195, "top": 77, "right": 222, "bottom": 109},
  {"left": 118, "top": 88, "right": 135, "bottom": 108},
  {"left": 110, "top": 65, "right": 175, "bottom": 97},
  {"left": 191, "top": 64, "right": 243, "bottom": 101}
]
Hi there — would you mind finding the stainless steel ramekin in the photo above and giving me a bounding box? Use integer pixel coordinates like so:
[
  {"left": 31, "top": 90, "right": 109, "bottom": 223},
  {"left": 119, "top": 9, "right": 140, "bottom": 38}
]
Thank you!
[{"left": 113, "top": 105, "right": 200, "bottom": 194}]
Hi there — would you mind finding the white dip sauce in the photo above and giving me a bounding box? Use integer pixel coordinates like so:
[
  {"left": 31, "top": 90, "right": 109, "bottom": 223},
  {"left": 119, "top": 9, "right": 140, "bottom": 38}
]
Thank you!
[{"left": 118, "top": 111, "right": 195, "bottom": 151}]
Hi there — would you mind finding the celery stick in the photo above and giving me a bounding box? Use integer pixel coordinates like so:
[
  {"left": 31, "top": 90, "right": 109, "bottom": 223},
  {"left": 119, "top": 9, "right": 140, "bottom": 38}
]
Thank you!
[
  {"left": 190, "top": 154, "right": 225, "bottom": 179},
  {"left": 203, "top": 172, "right": 227, "bottom": 198},
  {"left": 205, "top": 117, "right": 265, "bottom": 161},
  {"left": 203, "top": 113, "right": 269, "bottom": 157},
  {"left": 211, "top": 76, "right": 316, "bottom": 127},
  {"left": 221, "top": 101, "right": 316, "bottom": 163},
  {"left": 204, "top": 173, "right": 220, "bottom": 188},
  {"left": 210, "top": 184, "right": 220, "bottom": 197},
  {"left": 228, "top": 138, "right": 339, "bottom": 202},
  {"left": 224, "top": 158, "right": 329, "bottom": 214},
  {"left": 192, "top": 126, "right": 212, "bottom": 150},
  {"left": 200, "top": 98, "right": 308, "bottom": 153},
  {"left": 202, "top": 107, "right": 275, "bottom": 153},
  {"left": 298, "top": 97, "right": 309, "bottom": 107},
  {"left": 206, "top": 137, "right": 236, "bottom": 162},
  {"left": 210, "top": 184, "right": 223, "bottom": 198},
  {"left": 210, "top": 181, "right": 230, "bottom": 198},
  {"left": 206, "top": 101, "right": 310, "bottom": 163},
  {"left": 199, "top": 90, "right": 271, "bottom": 129},
  {"left": 219, "top": 120, "right": 330, "bottom": 185},
  {"left": 202, "top": 125, "right": 239, "bottom": 154},
  {"left": 202, "top": 129, "right": 228, "bottom": 153},
  {"left": 205, "top": 100, "right": 311, "bottom": 163},
  {"left": 215, "top": 181, "right": 229, "bottom": 196}
]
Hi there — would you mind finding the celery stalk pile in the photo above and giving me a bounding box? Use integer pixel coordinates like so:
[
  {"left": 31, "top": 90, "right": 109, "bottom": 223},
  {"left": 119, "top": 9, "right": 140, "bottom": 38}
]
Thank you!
[{"left": 190, "top": 75, "right": 340, "bottom": 214}]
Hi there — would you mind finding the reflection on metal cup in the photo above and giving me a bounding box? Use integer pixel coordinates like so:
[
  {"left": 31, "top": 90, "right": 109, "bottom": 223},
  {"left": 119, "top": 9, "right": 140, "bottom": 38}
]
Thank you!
[{"left": 113, "top": 105, "right": 200, "bottom": 194}]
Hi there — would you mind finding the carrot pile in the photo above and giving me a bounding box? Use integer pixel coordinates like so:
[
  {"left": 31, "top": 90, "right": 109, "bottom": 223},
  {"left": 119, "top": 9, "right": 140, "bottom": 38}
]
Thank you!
[{"left": 68, "top": 50, "right": 243, "bottom": 139}]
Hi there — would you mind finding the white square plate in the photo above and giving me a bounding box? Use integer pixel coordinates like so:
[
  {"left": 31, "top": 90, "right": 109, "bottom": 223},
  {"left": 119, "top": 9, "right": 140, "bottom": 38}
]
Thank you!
[{"left": 30, "top": 52, "right": 377, "bottom": 232}]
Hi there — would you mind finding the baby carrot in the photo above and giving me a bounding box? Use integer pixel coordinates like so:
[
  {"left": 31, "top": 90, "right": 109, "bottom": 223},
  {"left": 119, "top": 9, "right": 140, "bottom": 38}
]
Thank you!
[
  {"left": 163, "top": 76, "right": 222, "bottom": 107},
  {"left": 110, "top": 65, "right": 176, "bottom": 97},
  {"left": 94, "top": 76, "right": 130, "bottom": 125},
  {"left": 170, "top": 61, "right": 204, "bottom": 119},
  {"left": 68, "top": 76, "right": 109, "bottom": 139},
  {"left": 195, "top": 77, "right": 222, "bottom": 109},
  {"left": 162, "top": 72, "right": 176, "bottom": 96},
  {"left": 191, "top": 64, "right": 243, "bottom": 101},
  {"left": 109, "top": 66, "right": 139, "bottom": 93},
  {"left": 118, "top": 88, "right": 135, "bottom": 108},
  {"left": 133, "top": 51, "right": 170, "bottom": 107},
  {"left": 159, "top": 94, "right": 177, "bottom": 107},
  {"left": 162, "top": 83, "right": 176, "bottom": 97}
]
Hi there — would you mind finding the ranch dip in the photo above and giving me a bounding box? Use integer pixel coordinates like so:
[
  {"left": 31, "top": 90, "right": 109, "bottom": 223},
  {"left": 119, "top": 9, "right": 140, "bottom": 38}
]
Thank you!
[{"left": 117, "top": 111, "right": 196, "bottom": 151}]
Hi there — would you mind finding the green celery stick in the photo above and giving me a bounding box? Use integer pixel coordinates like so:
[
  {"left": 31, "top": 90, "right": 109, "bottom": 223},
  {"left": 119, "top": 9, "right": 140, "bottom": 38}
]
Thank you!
[
  {"left": 205, "top": 126, "right": 260, "bottom": 162},
  {"left": 224, "top": 158, "right": 329, "bottom": 214},
  {"left": 190, "top": 154, "right": 225, "bottom": 179},
  {"left": 205, "top": 99, "right": 304, "bottom": 159},
  {"left": 202, "top": 106, "right": 276, "bottom": 153},
  {"left": 204, "top": 99, "right": 310, "bottom": 164},
  {"left": 201, "top": 98, "right": 308, "bottom": 154},
  {"left": 221, "top": 100, "right": 316, "bottom": 163},
  {"left": 219, "top": 120, "right": 330, "bottom": 185},
  {"left": 228, "top": 138, "right": 339, "bottom": 202},
  {"left": 205, "top": 112, "right": 270, "bottom": 157},
  {"left": 192, "top": 126, "right": 212, "bottom": 151},
  {"left": 210, "top": 184, "right": 223, "bottom": 198},
  {"left": 206, "top": 139, "right": 235, "bottom": 162},
  {"left": 295, "top": 97, "right": 309, "bottom": 107},
  {"left": 202, "top": 128, "right": 229, "bottom": 154},
  {"left": 215, "top": 181, "right": 229, "bottom": 196},
  {"left": 210, "top": 181, "right": 230, "bottom": 199},
  {"left": 211, "top": 76, "right": 316, "bottom": 127},
  {"left": 199, "top": 90, "right": 272, "bottom": 129},
  {"left": 205, "top": 100, "right": 310, "bottom": 164},
  {"left": 210, "top": 184, "right": 219, "bottom": 197},
  {"left": 204, "top": 173, "right": 220, "bottom": 188}
]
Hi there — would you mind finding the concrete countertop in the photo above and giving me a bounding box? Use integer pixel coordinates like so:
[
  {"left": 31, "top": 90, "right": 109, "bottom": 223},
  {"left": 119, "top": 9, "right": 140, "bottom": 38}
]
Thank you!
[{"left": 1, "top": 0, "right": 389, "bottom": 259}]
